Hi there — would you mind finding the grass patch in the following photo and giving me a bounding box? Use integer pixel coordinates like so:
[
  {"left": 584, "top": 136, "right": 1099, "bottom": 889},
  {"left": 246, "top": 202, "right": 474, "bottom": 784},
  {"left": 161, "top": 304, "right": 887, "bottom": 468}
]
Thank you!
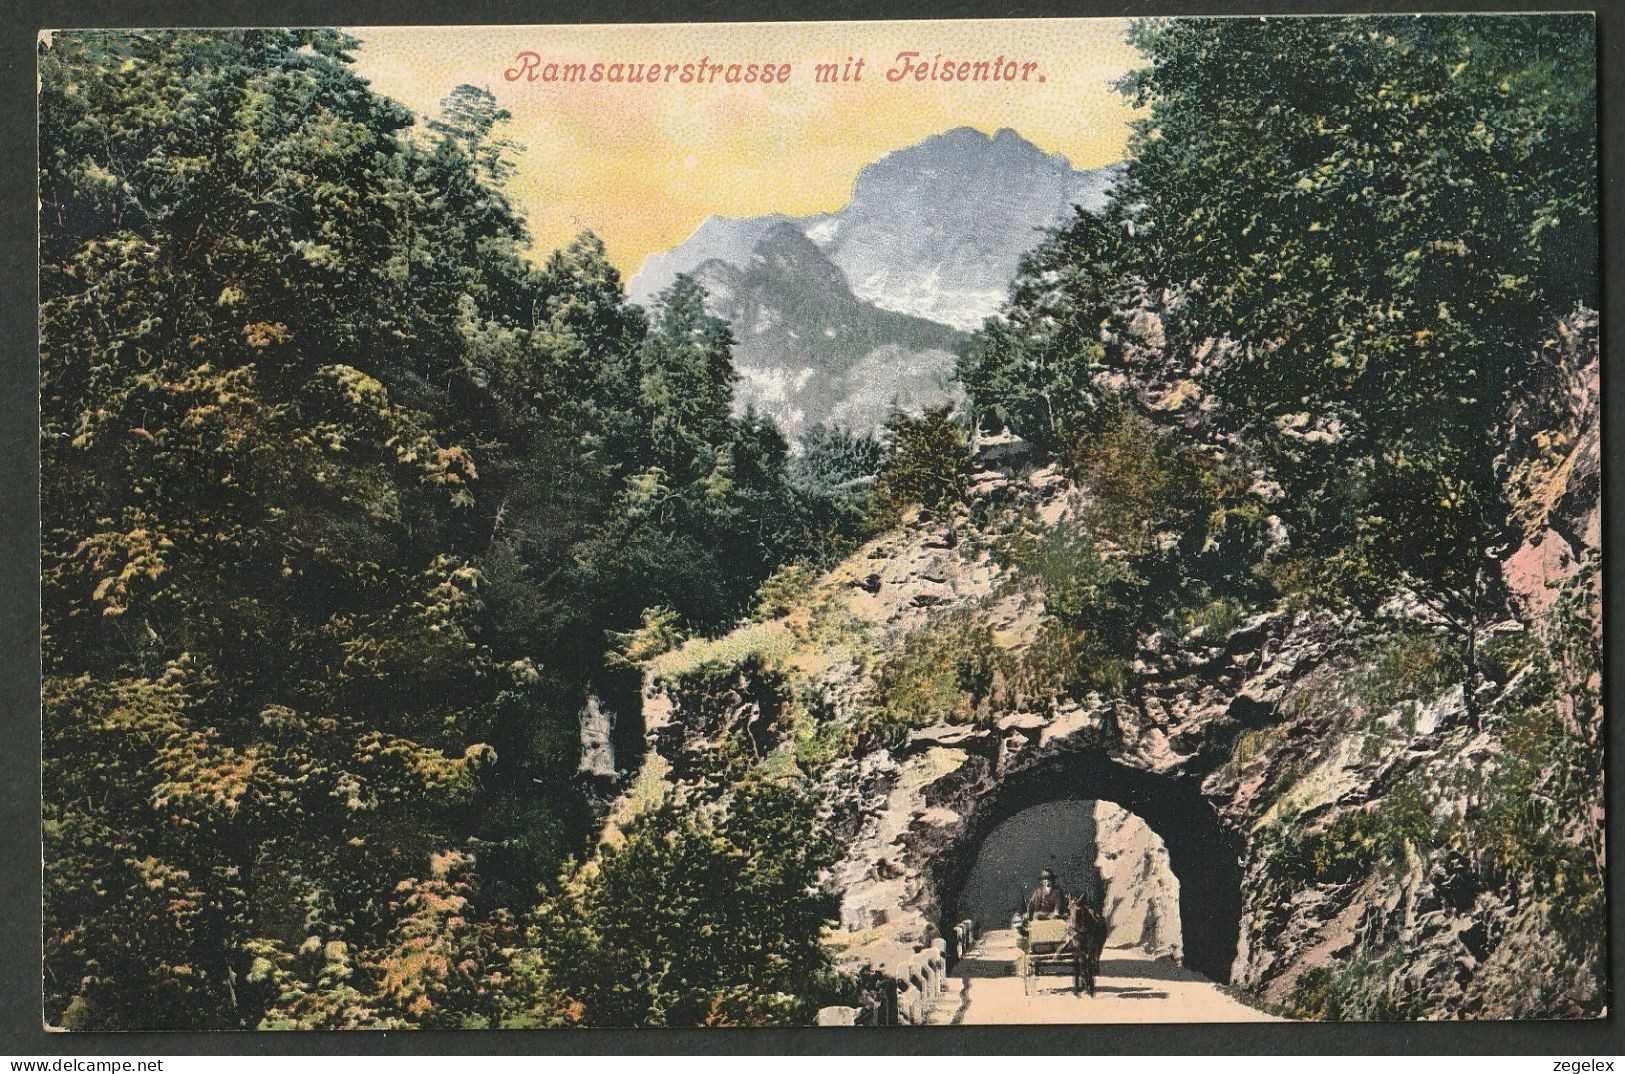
[
  {"left": 649, "top": 619, "right": 796, "bottom": 686},
  {"left": 862, "top": 611, "right": 1017, "bottom": 748}
]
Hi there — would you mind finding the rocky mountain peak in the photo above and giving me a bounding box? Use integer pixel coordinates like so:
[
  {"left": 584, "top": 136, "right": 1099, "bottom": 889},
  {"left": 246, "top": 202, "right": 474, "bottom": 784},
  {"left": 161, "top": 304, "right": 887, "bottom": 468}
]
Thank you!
[
  {"left": 628, "top": 127, "right": 1121, "bottom": 335},
  {"left": 619, "top": 127, "right": 1122, "bottom": 442},
  {"left": 688, "top": 223, "right": 962, "bottom": 441},
  {"left": 846, "top": 124, "right": 1076, "bottom": 197}
]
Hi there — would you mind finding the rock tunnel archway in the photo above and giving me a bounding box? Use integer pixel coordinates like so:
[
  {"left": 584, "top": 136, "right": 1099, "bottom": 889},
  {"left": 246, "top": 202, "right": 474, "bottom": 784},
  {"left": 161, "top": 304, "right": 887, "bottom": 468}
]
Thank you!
[
  {"left": 935, "top": 751, "right": 1244, "bottom": 983},
  {"left": 955, "top": 799, "right": 1183, "bottom": 957}
]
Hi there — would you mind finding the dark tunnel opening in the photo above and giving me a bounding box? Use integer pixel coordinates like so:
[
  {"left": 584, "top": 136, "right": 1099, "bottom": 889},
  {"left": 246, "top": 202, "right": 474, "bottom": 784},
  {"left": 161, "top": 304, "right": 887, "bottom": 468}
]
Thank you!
[{"left": 937, "top": 751, "right": 1244, "bottom": 983}]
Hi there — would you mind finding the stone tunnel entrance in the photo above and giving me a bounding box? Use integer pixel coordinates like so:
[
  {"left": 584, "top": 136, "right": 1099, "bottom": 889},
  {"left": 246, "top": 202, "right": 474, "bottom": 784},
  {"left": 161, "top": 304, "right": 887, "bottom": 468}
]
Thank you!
[
  {"left": 956, "top": 799, "right": 1183, "bottom": 960},
  {"left": 937, "top": 752, "right": 1244, "bottom": 983}
]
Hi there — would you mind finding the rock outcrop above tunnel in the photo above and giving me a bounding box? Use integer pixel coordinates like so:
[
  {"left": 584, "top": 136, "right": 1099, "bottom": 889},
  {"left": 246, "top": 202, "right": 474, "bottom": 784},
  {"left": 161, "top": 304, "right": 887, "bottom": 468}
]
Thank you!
[{"left": 635, "top": 441, "right": 1304, "bottom": 986}]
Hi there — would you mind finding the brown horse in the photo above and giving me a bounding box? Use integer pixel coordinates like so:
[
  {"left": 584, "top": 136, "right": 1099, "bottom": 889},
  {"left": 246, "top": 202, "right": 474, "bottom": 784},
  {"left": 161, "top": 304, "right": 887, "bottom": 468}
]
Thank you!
[{"left": 1063, "top": 895, "right": 1108, "bottom": 996}]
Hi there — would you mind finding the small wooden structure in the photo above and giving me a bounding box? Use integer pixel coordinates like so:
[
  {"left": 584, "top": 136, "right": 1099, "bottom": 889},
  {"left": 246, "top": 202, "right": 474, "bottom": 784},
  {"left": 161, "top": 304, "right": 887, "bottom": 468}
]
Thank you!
[{"left": 1016, "top": 919, "right": 1072, "bottom": 995}]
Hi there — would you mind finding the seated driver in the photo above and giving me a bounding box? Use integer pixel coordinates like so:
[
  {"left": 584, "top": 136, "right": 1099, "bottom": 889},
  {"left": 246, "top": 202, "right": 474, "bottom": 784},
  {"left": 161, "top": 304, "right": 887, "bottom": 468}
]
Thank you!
[{"left": 1025, "top": 868, "right": 1066, "bottom": 920}]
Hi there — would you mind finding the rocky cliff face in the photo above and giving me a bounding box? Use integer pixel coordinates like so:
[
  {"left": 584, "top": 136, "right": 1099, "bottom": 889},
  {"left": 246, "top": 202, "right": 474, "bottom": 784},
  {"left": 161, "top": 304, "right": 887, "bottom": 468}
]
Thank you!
[
  {"left": 621, "top": 310, "right": 1604, "bottom": 1021},
  {"left": 1095, "top": 803, "right": 1183, "bottom": 959}
]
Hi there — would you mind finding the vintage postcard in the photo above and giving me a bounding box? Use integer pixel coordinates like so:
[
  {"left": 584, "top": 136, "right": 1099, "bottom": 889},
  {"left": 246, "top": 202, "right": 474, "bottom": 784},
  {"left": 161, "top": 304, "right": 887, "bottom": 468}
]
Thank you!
[{"left": 38, "top": 14, "right": 1601, "bottom": 1029}]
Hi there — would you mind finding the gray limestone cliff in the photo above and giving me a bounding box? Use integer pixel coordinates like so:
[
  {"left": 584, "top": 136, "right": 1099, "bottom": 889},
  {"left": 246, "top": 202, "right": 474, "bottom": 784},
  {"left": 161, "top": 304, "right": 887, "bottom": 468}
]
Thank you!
[{"left": 689, "top": 224, "right": 963, "bottom": 441}]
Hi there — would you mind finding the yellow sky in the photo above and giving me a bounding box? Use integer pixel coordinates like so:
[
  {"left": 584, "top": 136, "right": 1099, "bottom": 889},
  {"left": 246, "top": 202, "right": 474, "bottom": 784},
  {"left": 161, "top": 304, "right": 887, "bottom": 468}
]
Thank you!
[{"left": 351, "top": 20, "right": 1142, "bottom": 278}]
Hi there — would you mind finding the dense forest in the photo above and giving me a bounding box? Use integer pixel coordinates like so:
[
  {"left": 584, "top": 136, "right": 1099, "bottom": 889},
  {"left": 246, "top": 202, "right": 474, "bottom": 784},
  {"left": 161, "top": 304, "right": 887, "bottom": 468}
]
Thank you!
[
  {"left": 40, "top": 16, "right": 1597, "bottom": 1029},
  {"left": 40, "top": 29, "right": 879, "bottom": 1029}
]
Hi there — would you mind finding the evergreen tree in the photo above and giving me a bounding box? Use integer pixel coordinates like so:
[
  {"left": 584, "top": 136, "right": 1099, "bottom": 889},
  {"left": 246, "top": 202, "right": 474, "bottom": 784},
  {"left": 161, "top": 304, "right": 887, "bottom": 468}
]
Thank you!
[
  {"left": 957, "top": 208, "right": 1131, "bottom": 448},
  {"left": 872, "top": 407, "right": 973, "bottom": 545},
  {"left": 639, "top": 274, "right": 739, "bottom": 467}
]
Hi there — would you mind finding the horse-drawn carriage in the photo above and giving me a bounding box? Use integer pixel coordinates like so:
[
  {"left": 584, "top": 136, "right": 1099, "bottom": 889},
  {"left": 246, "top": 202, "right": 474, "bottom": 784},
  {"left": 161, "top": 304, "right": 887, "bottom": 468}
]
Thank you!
[{"left": 1016, "top": 898, "right": 1107, "bottom": 996}]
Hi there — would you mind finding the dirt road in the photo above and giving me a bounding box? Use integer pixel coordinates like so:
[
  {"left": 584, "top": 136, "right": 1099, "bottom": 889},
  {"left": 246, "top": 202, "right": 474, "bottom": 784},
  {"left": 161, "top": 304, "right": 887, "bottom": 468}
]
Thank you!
[{"left": 925, "top": 930, "right": 1283, "bottom": 1025}]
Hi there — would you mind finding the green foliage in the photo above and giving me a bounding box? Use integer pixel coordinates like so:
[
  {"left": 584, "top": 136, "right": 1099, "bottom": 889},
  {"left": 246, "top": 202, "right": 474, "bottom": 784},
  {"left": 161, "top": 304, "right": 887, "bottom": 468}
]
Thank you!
[
  {"left": 956, "top": 209, "right": 1129, "bottom": 447},
  {"left": 1284, "top": 954, "right": 1422, "bottom": 1022},
  {"left": 1072, "top": 405, "right": 1273, "bottom": 595},
  {"left": 39, "top": 30, "right": 553, "bottom": 1027},
  {"left": 1353, "top": 630, "right": 1463, "bottom": 714},
  {"left": 251, "top": 852, "right": 581, "bottom": 1030},
  {"left": 649, "top": 620, "right": 795, "bottom": 688},
  {"left": 40, "top": 17, "right": 1603, "bottom": 1030},
  {"left": 1001, "top": 406, "right": 1270, "bottom": 693},
  {"left": 1178, "top": 597, "right": 1249, "bottom": 640},
  {"left": 426, "top": 85, "right": 524, "bottom": 187},
  {"left": 639, "top": 276, "right": 739, "bottom": 463},
  {"left": 867, "top": 613, "right": 1016, "bottom": 744},
  {"left": 786, "top": 695, "right": 859, "bottom": 774},
  {"left": 788, "top": 424, "right": 888, "bottom": 562},
  {"left": 1119, "top": 16, "right": 1595, "bottom": 436},
  {"left": 1478, "top": 698, "right": 1589, "bottom": 888},
  {"left": 752, "top": 562, "right": 819, "bottom": 621},
  {"left": 1476, "top": 626, "right": 1543, "bottom": 685},
  {"left": 963, "top": 15, "right": 1595, "bottom": 642},
  {"left": 1264, "top": 542, "right": 1390, "bottom": 617},
  {"left": 607, "top": 606, "right": 687, "bottom": 668},
  {"left": 1262, "top": 781, "right": 1438, "bottom": 893},
  {"left": 791, "top": 423, "right": 887, "bottom": 494},
  {"left": 1230, "top": 724, "right": 1286, "bottom": 769},
  {"left": 1118, "top": 15, "right": 1595, "bottom": 625},
  {"left": 581, "top": 284, "right": 864, "bottom": 631},
  {"left": 1014, "top": 529, "right": 1139, "bottom": 694},
  {"left": 871, "top": 406, "right": 972, "bottom": 530},
  {"left": 1474, "top": 572, "right": 1603, "bottom": 937},
  {"left": 536, "top": 774, "right": 847, "bottom": 1027}
]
